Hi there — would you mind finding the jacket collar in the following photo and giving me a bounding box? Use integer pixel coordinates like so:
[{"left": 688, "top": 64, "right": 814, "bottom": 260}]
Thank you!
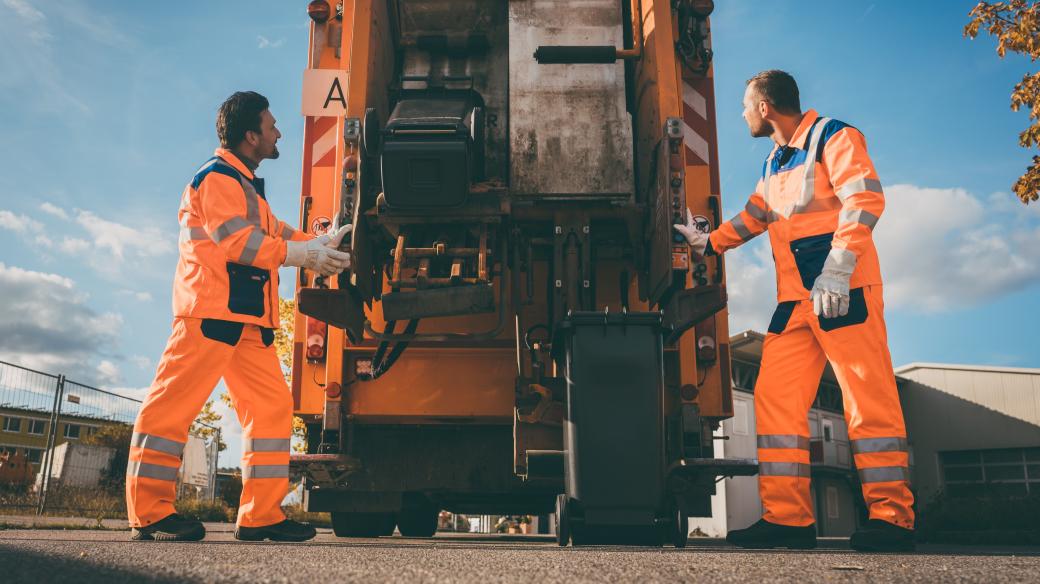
[
  {"left": 786, "top": 109, "right": 820, "bottom": 150},
  {"left": 214, "top": 148, "right": 256, "bottom": 180}
]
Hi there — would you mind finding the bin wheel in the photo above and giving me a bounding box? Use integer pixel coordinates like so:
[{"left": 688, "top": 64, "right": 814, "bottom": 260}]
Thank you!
[
  {"left": 555, "top": 494, "right": 570, "bottom": 546},
  {"left": 331, "top": 512, "right": 396, "bottom": 538},
  {"left": 397, "top": 506, "right": 439, "bottom": 538},
  {"left": 362, "top": 107, "right": 381, "bottom": 157}
]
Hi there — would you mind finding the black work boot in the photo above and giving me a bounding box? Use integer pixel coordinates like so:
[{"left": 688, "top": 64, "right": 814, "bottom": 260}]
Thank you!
[
  {"left": 726, "top": 519, "right": 817, "bottom": 549},
  {"left": 130, "top": 513, "right": 205, "bottom": 542},
  {"left": 234, "top": 518, "right": 317, "bottom": 542},
  {"left": 850, "top": 519, "right": 916, "bottom": 552}
]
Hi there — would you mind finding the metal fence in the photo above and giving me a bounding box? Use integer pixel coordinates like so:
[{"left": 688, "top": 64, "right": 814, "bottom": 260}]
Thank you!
[{"left": 0, "top": 359, "right": 220, "bottom": 517}]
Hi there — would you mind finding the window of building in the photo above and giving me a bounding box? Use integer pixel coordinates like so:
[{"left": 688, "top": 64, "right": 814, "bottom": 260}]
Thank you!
[
  {"left": 63, "top": 424, "right": 81, "bottom": 440},
  {"left": 732, "top": 361, "right": 759, "bottom": 392},
  {"left": 940, "top": 447, "right": 1040, "bottom": 498},
  {"left": 822, "top": 419, "right": 834, "bottom": 443},
  {"left": 26, "top": 448, "right": 43, "bottom": 464},
  {"left": 27, "top": 419, "right": 47, "bottom": 435},
  {"left": 2, "top": 416, "right": 21, "bottom": 433},
  {"left": 826, "top": 486, "right": 840, "bottom": 519}
]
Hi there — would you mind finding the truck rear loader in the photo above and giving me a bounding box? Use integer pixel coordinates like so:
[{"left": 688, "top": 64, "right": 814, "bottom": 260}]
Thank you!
[{"left": 288, "top": 0, "right": 757, "bottom": 546}]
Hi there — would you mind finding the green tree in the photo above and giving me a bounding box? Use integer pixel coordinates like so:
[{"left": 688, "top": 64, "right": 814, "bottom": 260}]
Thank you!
[
  {"left": 190, "top": 399, "right": 227, "bottom": 452},
  {"left": 82, "top": 422, "right": 134, "bottom": 489},
  {"left": 966, "top": 1, "right": 1040, "bottom": 203}
]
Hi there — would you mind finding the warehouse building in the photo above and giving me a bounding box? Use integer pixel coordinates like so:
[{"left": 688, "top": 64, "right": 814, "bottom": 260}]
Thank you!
[{"left": 691, "top": 331, "right": 1040, "bottom": 538}]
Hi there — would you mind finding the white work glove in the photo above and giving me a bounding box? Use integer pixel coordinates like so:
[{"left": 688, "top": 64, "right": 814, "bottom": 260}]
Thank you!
[
  {"left": 810, "top": 248, "right": 856, "bottom": 318},
  {"left": 284, "top": 224, "right": 352, "bottom": 277},
  {"left": 672, "top": 208, "right": 710, "bottom": 257}
]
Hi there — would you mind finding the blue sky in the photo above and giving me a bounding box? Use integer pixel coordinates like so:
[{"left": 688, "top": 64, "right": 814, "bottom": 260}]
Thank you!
[{"left": 1, "top": 1, "right": 1038, "bottom": 463}]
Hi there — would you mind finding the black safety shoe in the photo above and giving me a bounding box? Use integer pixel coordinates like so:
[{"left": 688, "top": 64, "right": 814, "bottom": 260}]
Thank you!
[
  {"left": 234, "top": 519, "right": 317, "bottom": 542},
  {"left": 726, "top": 519, "right": 817, "bottom": 549},
  {"left": 850, "top": 519, "right": 916, "bottom": 552},
  {"left": 130, "top": 513, "right": 205, "bottom": 542}
]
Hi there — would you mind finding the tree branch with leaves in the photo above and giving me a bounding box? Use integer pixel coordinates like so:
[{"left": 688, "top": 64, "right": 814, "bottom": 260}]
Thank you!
[{"left": 966, "top": 0, "right": 1040, "bottom": 204}]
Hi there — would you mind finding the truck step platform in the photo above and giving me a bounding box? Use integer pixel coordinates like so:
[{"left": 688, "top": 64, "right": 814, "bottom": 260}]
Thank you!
[
  {"left": 669, "top": 458, "right": 759, "bottom": 479},
  {"left": 289, "top": 454, "right": 361, "bottom": 489}
]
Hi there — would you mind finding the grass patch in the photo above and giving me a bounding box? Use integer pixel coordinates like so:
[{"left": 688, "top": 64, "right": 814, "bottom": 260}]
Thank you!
[
  {"left": 174, "top": 497, "right": 235, "bottom": 522},
  {"left": 283, "top": 503, "right": 331, "bottom": 528}
]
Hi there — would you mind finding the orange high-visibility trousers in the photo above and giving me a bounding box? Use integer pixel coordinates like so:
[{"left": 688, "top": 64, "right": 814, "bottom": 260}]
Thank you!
[
  {"left": 126, "top": 317, "right": 292, "bottom": 528},
  {"left": 754, "top": 285, "right": 914, "bottom": 530}
]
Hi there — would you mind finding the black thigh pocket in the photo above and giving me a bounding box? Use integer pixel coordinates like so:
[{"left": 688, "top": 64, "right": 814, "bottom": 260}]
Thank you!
[
  {"left": 790, "top": 232, "right": 834, "bottom": 290},
  {"left": 819, "top": 287, "right": 869, "bottom": 332},
  {"left": 200, "top": 319, "right": 245, "bottom": 346},
  {"left": 260, "top": 327, "right": 275, "bottom": 347},
  {"left": 226, "top": 262, "right": 270, "bottom": 317},
  {"left": 767, "top": 301, "right": 797, "bottom": 334}
]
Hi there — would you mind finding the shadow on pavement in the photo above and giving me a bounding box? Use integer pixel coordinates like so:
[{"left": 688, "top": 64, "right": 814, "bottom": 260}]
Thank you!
[{"left": 0, "top": 543, "right": 185, "bottom": 584}]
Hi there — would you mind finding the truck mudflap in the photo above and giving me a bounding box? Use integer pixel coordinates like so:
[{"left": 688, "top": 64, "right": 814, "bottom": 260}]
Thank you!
[{"left": 289, "top": 454, "right": 361, "bottom": 489}]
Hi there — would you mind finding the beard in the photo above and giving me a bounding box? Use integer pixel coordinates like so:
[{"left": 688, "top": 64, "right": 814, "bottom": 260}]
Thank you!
[
  {"left": 268, "top": 144, "right": 280, "bottom": 159},
  {"left": 750, "top": 119, "right": 774, "bottom": 138}
]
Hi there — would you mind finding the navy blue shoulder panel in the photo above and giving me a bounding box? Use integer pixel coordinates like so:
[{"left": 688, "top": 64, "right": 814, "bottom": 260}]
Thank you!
[
  {"left": 190, "top": 157, "right": 242, "bottom": 190},
  {"left": 816, "top": 119, "right": 855, "bottom": 161}
]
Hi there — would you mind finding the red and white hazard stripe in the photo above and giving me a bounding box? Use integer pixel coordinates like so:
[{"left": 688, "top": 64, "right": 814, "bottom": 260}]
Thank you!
[
  {"left": 310, "top": 116, "right": 338, "bottom": 168},
  {"left": 681, "top": 80, "right": 711, "bottom": 167}
]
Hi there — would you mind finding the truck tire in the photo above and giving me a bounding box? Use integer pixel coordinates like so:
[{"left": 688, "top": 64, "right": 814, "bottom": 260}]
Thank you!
[
  {"left": 396, "top": 507, "right": 438, "bottom": 538},
  {"left": 554, "top": 494, "right": 570, "bottom": 546},
  {"left": 331, "top": 511, "right": 396, "bottom": 538}
]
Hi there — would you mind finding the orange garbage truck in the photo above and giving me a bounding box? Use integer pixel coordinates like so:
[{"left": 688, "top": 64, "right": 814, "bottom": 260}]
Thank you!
[{"left": 289, "top": 0, "right": 756, "bottom": 546}]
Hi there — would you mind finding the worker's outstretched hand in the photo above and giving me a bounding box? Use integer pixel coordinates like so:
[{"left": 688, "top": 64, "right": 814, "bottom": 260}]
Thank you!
[
  {"left": 810, "top": 271, "right": 850, "bottom": 318},
  {"left": 673, "top": 208, "right": 709, "bottom": 257},
  {"left": 284, "top": 224, "right": 353, "bottom": 276}
]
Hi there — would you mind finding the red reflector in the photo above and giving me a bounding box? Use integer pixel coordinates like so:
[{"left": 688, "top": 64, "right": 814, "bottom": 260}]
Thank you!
[
  {"left": 343, "top": 154, "right": 359, "bottom": 172},
  {"left": 308, "top": 0, "right": 331, "bottom": 23},
  {"left": 306, "top": 317, "right": 328, "bottom": 361},
  {"left": 680, "top": 384, "right": 700, "bottom": 402},
  {"left": 325, "top": 382, "right": 342, "bottom": 399}
]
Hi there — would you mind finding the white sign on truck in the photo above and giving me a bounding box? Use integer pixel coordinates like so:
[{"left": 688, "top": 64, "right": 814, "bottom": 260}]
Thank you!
[{"left": 301, "top": 69, "right": 349, "bottom": 117}]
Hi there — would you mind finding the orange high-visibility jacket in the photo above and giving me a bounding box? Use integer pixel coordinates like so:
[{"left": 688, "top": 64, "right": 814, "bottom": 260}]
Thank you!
[
  {"left": 173, "top": 149, "right": 311, "bottom": 328},
  {"left": 708, "top": 109, "right": 884, "bottom": 302}
]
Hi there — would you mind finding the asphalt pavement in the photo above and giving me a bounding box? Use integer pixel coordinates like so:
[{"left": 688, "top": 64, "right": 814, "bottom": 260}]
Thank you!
[{"left": 1, "top": 524, "right": 1038, "bottom": 583}]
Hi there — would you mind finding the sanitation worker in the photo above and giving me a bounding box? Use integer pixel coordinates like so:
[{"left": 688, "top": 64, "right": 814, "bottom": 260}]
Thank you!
[
  {"left": 126, "top": 91, "right": 351, "bottom": 542},
  {"left": 675, "top": 70, "right": 915, "bottom": 552}
]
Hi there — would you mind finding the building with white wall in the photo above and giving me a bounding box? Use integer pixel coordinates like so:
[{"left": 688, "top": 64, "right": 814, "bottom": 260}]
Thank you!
[{"left": 691, "top": 332, "right": 1040, "bottom": 538}]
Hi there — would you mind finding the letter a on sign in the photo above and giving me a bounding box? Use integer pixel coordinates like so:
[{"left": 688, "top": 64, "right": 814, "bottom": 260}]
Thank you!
[{"left": 302, "top": 70, "right": 350, "bottom": 117}]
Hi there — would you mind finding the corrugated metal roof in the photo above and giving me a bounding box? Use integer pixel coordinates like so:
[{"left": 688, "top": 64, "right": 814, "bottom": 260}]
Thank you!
[{"left": 895, "top": 362, "right": 1040, "bottom": 376}]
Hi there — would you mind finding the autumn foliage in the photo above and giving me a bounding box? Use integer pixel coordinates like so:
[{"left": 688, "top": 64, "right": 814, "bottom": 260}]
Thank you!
[{"left": 965, "top": 1, "right": 1040, "bottom": 204}]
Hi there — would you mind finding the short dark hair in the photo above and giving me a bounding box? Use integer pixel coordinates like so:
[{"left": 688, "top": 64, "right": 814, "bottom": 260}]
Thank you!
[
  {"left": 746, "top": 70, "right": 800, "bottom": 115},
  {"left": 216, "top": 91, "right": 270, "bottom": 149}
]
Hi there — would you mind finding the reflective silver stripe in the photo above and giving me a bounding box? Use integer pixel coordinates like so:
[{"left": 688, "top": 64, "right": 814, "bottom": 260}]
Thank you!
[
  {"left": 785, "top": 117, "right": 832, "bottom": 217},
  {"left": 127, "top": 460, "right": 179, "bottom": 482},
  {"left": 836, "top": 177, "right": 883, "bottom": 202},
  {"left": 238, "top": 227, "right": 265, "bottom": 265},
  {"left": 858, "top": 466, "right": 910, "bottom": 483},
  {"left": 245, "top": 438, "right": 291, "bottom": 453},
  {"left": 212, "top": 159, "right": 261, "bottom": 226},
  {"left": 131, "top": 432, "right": 185, "bottom": 457},
  {"left": 851, "top": 437, "right": 909, "bottom": 455},
  {"left": 280, "top": 224, "right": 296, "bottom": 239},
  {"left": 730, "top": 214, "right": 755, "bottom": 242},
  {"left": 839, "top": 208, "right": 879, "bottom": 230},
  {"left": 788, "top": 195, "right": 843, "bottom": 216},
  {"left": 239, "top": 176, "right": 261, "bottom": 225},
  {"left": 744, "top": 201, "right": 768, "bottom": 223},
  {"left": 759, "top": 462, "right": 811, "bottom": 478},
  {"left": 757, "top": 435, "right": 810, "bottom": 450},
  {"left": 243, "top": 464, "right": 289, "bottom": 480},
  {"left": 212, "top": 216, "right": 250, "bottom": 243}
]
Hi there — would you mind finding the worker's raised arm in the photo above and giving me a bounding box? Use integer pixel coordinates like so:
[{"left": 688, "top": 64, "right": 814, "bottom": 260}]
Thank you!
[
  {"left": 822, "top": 126, "right": 884, "bottom": 268},
  {"left": 707, "top": 184, "right": 772, "bottom": 254},
  {"left": 196, "top": 171, "right": 288, "bottom": 270},
  {"left": 273, "top": 217, "right": 313, "bottom": 242}
]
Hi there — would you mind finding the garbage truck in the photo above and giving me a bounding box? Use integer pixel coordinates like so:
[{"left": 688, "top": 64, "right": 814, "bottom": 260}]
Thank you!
[{"left": 288, "top": 0, "right": 756, "bottom": 546}]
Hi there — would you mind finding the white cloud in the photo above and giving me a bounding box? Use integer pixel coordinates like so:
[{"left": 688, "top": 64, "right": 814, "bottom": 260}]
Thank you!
[
  {"left": 59, "top": 237, "right": 90, "bottom": 253},
  {"left": 257, "top": 35, "right": 284, "bottom": 49},
  {"left": 117, "top": 289, "right": 153, "bottom": 302},
  {"left": 875, "top": 184, "right": 1040, "bottom": 311},
  {"left": 721, "top": 184, "right": 1040, "bottom": 333},
  {"left": 0, "top": 262, "right": 123, "bottom": 384},
  {"left": 39, "top": 202, "right": 69, "bottom": 220},
  {"left": 96, "top": 359, "right": 121, "bottom": 385},
  {"left": 0, "top": 209, "right": 43, "bottom": 233},
  {"left": 130, "top": 355, "right": 153, "bottom": 371},
  {"left": 75, "top": 209, "right": 174, "bottom": 261}
]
